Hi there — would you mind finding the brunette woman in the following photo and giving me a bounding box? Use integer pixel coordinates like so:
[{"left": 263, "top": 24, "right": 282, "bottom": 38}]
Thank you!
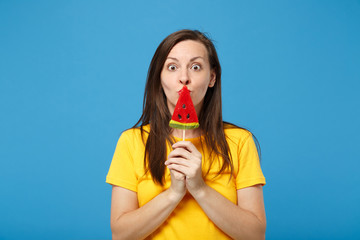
[{"left": 106, "top": 29, "right": 266, "bottom": 240}]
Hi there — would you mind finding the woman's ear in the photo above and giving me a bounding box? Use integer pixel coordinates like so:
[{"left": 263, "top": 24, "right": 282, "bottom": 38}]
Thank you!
[{"left": 209, "top": 70, "right": 216, "bottom": 87}]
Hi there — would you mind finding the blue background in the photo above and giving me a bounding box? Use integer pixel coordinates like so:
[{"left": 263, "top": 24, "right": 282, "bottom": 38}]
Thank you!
[{"left": 1, "top": 0, "right": 359, "bottom": 239}]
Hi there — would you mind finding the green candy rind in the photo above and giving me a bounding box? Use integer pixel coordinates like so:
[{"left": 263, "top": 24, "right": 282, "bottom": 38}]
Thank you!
[{"left": 169, "top": 120, "right": 199, "bottom": 130}]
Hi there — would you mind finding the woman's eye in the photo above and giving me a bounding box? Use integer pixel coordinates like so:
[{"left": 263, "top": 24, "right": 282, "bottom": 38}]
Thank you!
[
  {"left": 168, "top": 65, "right": 177, "bottom": 71},
  {"left": 191, "top": 64, "right": 201, "bottom": 71}
]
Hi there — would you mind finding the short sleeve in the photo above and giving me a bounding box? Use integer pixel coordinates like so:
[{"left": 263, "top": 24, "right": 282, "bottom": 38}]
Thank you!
[
  {"left": 106, "top": 131, "right": 138, "bottom": 192},
  {"left": 236, "top": 133, "right": 266, "bottom": 189}
]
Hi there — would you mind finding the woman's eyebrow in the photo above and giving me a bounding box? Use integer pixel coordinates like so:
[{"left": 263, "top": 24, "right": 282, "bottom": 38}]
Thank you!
[
  {"left": 166, "top": 56, "right": 204, "bottom": 61},
  {"left": 190, "top": 56, "right": 204, "bottom": 61},
  {"left": 166, "top": 57, "right": 179, "bottom": 61}
]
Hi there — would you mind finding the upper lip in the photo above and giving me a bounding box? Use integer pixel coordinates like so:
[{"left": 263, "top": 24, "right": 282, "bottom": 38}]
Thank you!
[{"left": 178, "top": 88, "right": 191, "bottom": 92}]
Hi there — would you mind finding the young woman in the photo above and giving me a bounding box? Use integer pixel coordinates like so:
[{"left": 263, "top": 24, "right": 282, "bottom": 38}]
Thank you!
[{"left": 106, "top": 30, "right": 266, "bottom": 240}]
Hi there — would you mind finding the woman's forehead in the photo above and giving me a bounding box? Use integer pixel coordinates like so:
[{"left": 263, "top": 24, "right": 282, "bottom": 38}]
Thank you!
[{"left": 167, "top": 40, "right": 208, "bottom": 60}]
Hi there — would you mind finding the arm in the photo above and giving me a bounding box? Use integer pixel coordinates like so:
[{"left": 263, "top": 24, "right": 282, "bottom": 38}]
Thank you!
[
  {"left": 192, "top": 184, "right": 266, "bottom": 240},
  {"left": 110, "top": 170, "right": 186, "bottom": 240},
  {"left": 165, "top": 141, "right": 266, "bottom": 240}
]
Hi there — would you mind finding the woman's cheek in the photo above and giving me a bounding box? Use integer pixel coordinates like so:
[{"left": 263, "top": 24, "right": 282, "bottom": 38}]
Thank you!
[{"left": 193, "top": 87, "right": 207, "bottom": 104}]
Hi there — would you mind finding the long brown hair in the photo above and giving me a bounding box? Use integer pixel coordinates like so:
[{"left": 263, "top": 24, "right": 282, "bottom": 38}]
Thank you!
[{"left": 134, "top": 29, "right": 234, "bottom": 185}]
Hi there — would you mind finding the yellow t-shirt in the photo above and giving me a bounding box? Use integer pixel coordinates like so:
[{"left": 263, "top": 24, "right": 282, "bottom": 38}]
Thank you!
[{"left": 106, "top": 125, "right": 266, "bottom": 239}]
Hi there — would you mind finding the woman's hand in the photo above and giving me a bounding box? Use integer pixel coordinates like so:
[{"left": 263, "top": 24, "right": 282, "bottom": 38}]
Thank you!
[
  {"left": 165, "top": 141, "right": 266, "bottom": 239},
  {"left": 168, "top": 169, "right": 186, "bottom": 201},
  {"left": 165, "top": 141, "right": 206, "bottom": 197}
]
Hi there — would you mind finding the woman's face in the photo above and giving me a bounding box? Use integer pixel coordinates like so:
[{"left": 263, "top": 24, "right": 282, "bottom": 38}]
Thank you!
[{"left": 160, "top": 40, "right": 216, "bottom": 116}]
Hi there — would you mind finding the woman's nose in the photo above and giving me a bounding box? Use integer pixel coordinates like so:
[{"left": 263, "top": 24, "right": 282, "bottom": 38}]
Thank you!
[
  {"left": 179, "top": 69, "right": 190, "bottom": 85},
  {"left": 179, "top": 78, "right": 190, "bottom": 85}
]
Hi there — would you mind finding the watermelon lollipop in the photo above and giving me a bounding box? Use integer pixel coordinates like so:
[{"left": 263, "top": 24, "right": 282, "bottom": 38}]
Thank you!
[{"left": 169, "top": 85, "right": 199, "bottom": 133}]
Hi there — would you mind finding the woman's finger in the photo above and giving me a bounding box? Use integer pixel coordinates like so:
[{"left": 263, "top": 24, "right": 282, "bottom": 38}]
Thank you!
[
  {"left": 172, "top": 141, "right": 201, "bottom": 158},
  {"left": 167, "top": 163, "right": 189, "bottom": 175},
  {"left": 168, "top": 147, "right": 191, "bottom": 160},
  {"left": 165, "top": 157, "right": 191, "bottom": 167}
]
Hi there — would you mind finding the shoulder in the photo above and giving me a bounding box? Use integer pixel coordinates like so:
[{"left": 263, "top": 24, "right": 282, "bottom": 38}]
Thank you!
[
  {"left": 119, "top": 124, "right": 150, "bottom": 145},
  {"left": 122, "top": 124, "right": 150, "bottom": 138},
  {"left": 223, "top": 123, "right": 252, "bottom": 144}
]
